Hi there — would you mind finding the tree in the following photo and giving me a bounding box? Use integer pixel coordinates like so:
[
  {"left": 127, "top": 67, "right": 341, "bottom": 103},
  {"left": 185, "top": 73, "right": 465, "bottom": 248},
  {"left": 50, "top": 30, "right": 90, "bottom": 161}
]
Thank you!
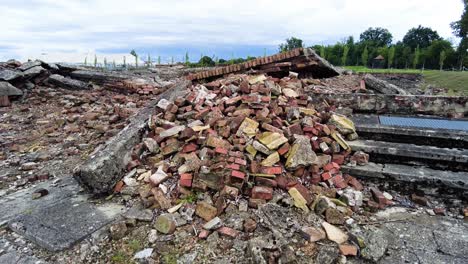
[
  {"left": 94, "top": 55, "right": 97, "bottom": 68},
  {"left": 451, "top": 0, "right": 468, "bottom": 69},
  {"left": 361, "top": 46, "right": 369, "bottom": 66},
  {"left": 320, "top": 46, "right": 326, "bottom": 59},
  {"left": 341, "top": 45, "right": 349, "bottom": 66},
  {"left": 413, "top": 45, "right": 420, "bottom": 69},
  {"left": 402, "top": 25, "right": 441, "bottom": 50},
  {"left": 113, "top": 60, "right": 116, "bottom": 68},
  {"left": 279, "top": 37, "right": 304, "bottom": 52},
  {"left": 130, "top": 49, "right": 138, "bottom": 67},
  {"left": 360, "top": 27, "right": 393, "bottom": 47},
  {"left": 440, "top": 50, "right": 447, "bottom": 70},
  {"left": 388, "top": 46, "right": 395, "bottom": 68},
  {"left": 158, "top": 56, "right": 161, "bottom": 65},
  {"left": 84, "top": 57, "right": 87, "bottom": 66},
  {"left": 147, "top": 53, "right": 151, "bottom": 67},
  {"left": 199, "top": 56, "right": 215, "bottom": 67},
  {"left": 123, "top": 56, "right": 126, "bottom": 68},
  {"left": 104, "top": 57, "right": 107, "bottom": 68},
  {"left": 185, "top": 52, "right": 189, "bottom": 65}
]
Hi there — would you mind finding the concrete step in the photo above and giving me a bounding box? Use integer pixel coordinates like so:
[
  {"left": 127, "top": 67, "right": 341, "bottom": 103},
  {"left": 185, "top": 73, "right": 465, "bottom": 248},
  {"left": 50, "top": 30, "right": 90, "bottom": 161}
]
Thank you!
[
  {"left": 342, "top": 162, "right": 468, "bottom": 193},
  {"left": 0, "top": 176, "right": 124, "bottom": 252},
  {"left": 352, "top": 114, "right": 468, "bottom": 149},
  {"left": 348, "top": 139, "right": 468, "bottom": 171}
]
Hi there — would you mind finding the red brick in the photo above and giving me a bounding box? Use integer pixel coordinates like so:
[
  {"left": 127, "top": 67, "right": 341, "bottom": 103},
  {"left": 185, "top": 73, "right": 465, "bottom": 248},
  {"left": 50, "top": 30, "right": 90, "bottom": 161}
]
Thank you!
[
  {"left": 234, "top": 158, "right": 247, "bottom": 166},
  {"left": 231, "top": 170, "right": 246, "bottom": 180},
  {"left": 227, "top": 163, "right": 240, "bottom": 170},
  {"left": 339, "top": 244, "right": 358, "bottom": 256},
  {"left": 217, "top": 226, "right": 240, "bottom": 238},
  {"left": 255, "top": 177, "right": 278, "bottom": 188},
  {"left": 332, "top": 154, "right": 345, "bottom": 165},
  {"left": 371, "top": 188, "right": 387, "bottom": 208},
  {"left": 332, "top": 175, "right": 347, "bottom": 189},
  {"left": 275, "top": 175, "right": 288, "bottom": 190},
  {"left": 277, "top": 143, "right": 290, "bottom": 156},
  {"left": 198, "top": 229, "right": 210, "bottom": 239},
  {"left": 323, "top": 163, "right": 334, "bottom": 171},
  {"left": 251, "top": 186, "right": 273, "bottom": 200},
  {"left": 215, "top": 147, "right": 228, "bottom": 155},
  {"left": 179, "top": 173, "right": 193, "bottom": 187},
  {"left": 182, "top": 143, "right": 198, "bottom": 153},
  {"left": 321, "top": 172, "right": 332, "bottom": 181},
  {"left": 261, "top": 166, "right": 282, "bottom": 175}
]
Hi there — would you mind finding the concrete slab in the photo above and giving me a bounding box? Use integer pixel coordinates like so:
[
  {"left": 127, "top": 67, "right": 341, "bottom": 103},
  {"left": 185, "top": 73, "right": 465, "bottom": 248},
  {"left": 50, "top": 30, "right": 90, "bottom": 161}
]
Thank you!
[
  {"left": 342, "top": 162, "right": 468, "bottom": 191},
  {"left": 0, "top": 176, "right": 82, "bottom": 227},
  {"left": 348, "top": 139, "right": 468, "bottom": 164},
  {"left": 8, "top": 198, "right": 123, "bottom": 251}
]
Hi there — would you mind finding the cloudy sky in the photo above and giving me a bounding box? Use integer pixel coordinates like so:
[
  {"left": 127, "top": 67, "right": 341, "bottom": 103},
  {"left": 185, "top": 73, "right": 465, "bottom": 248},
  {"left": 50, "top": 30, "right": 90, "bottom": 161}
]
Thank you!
[{"left": 0, "top": 0, "right": 464, "bottom": 63}]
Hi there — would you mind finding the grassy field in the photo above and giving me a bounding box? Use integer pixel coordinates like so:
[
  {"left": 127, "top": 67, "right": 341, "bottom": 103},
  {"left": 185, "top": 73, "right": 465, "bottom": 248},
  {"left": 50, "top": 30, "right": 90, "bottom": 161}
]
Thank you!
[{"left": 344, "top": 66, "right": 468, "bottom": 95}]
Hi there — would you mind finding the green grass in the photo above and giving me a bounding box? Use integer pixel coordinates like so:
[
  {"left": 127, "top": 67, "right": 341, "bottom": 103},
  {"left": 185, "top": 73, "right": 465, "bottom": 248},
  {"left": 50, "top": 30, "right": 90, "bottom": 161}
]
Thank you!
[
  {"left": 344, "top": 66, "right": 468, "bottom": 95},
  {"left": 344, "top": 66, "right": 422, "bottom": 74},
  {"left": 421, "top": 71, "right": 468, "bottom": 95}
]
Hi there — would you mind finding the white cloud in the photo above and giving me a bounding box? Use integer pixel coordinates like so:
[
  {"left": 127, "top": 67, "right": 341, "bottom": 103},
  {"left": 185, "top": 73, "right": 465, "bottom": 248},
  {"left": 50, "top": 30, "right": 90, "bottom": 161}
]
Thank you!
[{"left": 0, "top": 0, "right": 464, "bottom": 62}]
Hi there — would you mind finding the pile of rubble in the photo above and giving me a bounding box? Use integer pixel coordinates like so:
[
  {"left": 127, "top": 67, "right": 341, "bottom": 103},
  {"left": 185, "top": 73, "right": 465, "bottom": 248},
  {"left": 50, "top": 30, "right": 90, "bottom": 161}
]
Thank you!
[
  {"left": 105, "top": 72, "right": 402, "bottom": 261},
  {"left": 0, "top": 59, "right": 177, "bottom": 107},
  {"left": 0, "top": 83, "right": 157, "bottom": 192}
]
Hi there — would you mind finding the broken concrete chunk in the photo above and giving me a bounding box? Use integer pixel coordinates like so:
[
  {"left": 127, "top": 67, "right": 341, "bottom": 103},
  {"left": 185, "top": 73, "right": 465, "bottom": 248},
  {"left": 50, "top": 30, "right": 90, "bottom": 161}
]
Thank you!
[
  {"left": 0, "top": 81, "right": 22, "bottom": 96},
  {"left": 331, "top": 132, "right": 350, "bottom": 151},
  {"left": 195, "top": 202, "right": 218, "bottom": 221},
  {"left": 289, "top": 187, "right": 309, "bottom": 212},
  {"left": 0, "top": 69, "right": 23, "bottom": 81},
  {"left": 282, "top": 88, "right": 299, "bottom": 98},
  {"left": 237, "top": 117, "right": 259, "bottom": 138},
  {"left": 159, "top": 125, "right": 186, "bottom": 138},
  {"left": 363, "top": 74, "right": 408, "bottom": 95},
  {"left": 285, "top": 135, "right": 317, "bottom": 169},
  {"left": 301, "top": 226, "right": 326, "bottom": 242},
  {"left": 258, "top": 132, "right": 288, "bottom": 150},
  {"left": 261, "top": 152, "right": 280, "bottom": 167},
  {"left": 248, "top": 74, "right": 267, "bottom": 84},
  {"left": 154, "top": 214, "right": 176, "bottom": 234},
  {"left": 322, "top": 222, "right": 348, "bottom": 244},
  {"left": 329, "top": 114, "right": 355, "bottom": 135},
  {"left": 143, "top": 138, "right": 159, "bottom": 153},
  {"left": 252, "top": 140, "right": 272, "bottom": 155},
  {"left": 203, "top": 217, "right": 222, "bottom": 230},
  {"left": 157, "top": 98, "right": 171, "bottom": 110},
  {"left": 47, "top": 74, "right": 91, "bottom": 90}
]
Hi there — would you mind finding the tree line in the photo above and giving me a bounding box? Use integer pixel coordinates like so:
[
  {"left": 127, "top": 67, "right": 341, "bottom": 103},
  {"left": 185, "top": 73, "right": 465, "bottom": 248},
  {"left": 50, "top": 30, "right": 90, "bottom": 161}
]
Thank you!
[{"left": 280, "top": 2, "right": 468, "bottom": 70}]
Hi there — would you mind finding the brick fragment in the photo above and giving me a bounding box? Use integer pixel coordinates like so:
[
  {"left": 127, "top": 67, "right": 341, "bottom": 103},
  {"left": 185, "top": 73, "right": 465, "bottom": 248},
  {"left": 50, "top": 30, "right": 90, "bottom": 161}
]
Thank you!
[{"left": 251, "top": 186, "right": 273, "bottom": 200}]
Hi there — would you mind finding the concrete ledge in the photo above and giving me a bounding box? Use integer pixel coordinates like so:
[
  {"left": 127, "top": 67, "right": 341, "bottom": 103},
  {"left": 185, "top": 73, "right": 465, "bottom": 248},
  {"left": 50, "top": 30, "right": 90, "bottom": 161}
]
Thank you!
[
  {"left": 73, "top": 79, "right": 191, "bottom": 194},
  {"left": 348, "top": 139, "right": 468, "bottom": 164},
  {"left": 310, "top": 93, "right": 468, "bottom": 118},
  {"left": 342, "top": 162, "right": 468, "bottom": 191}
]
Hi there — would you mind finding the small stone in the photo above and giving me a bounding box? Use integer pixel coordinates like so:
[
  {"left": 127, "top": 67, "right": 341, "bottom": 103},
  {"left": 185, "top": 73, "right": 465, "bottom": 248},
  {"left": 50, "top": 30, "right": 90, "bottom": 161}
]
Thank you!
[
  {"left": 154, "top": 214, "right": 176, "bottom": 234},
  {"left": 339, "top": 244, "right": 358, "bottom": 256},
  {"left": 149, "top": 166, "right": 169, "bottom": 186},
  {"left": 411, "top": 193, "right": 428, "bottom": 206},
  {"left": 325, "top": 208, "right": 346, "bottom": 225},
  {"left": 195, "top": 202, "right": 218, "bottom": 221},
  {"left": 31, "top": 188, "right": 48, "bottom": 199},
  {"left": 134, "top": 248, "right": 153, "bottom": 259},
  {"left": 301, "top": 226, "right": 326, "bottom": 242},
  {"left": 148, "top": 229, "right": 158, "bottom": 243},
  {"left": 322, "top": 222, "right": 348, "bottom": 244},
  {"left": 21, "top": 162, "right": 37, "bottom": 171},
  {"left": 243, "top": 218, "right": 257, "bottom": 233},
  {"left": 110, "top": 221, "right": 127, "bottom": 240},
  {"left": 382, "top": 192, "right": 393, "bottom": 200},
  {"left": 143, "top": 138, "right": 159, "bottom": 153},
  {"left": 203, "top": 217, "right": 222, "bottom": 230},
  {"left": 123, "top": 207, "right": 153, "bottom": 222}
]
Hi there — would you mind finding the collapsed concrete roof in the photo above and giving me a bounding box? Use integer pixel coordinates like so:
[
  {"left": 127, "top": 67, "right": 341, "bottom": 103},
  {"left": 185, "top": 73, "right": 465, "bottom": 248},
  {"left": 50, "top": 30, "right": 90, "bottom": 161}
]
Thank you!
[{"left": 187, "top": 48, "right": 341, "bottom": 81}]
